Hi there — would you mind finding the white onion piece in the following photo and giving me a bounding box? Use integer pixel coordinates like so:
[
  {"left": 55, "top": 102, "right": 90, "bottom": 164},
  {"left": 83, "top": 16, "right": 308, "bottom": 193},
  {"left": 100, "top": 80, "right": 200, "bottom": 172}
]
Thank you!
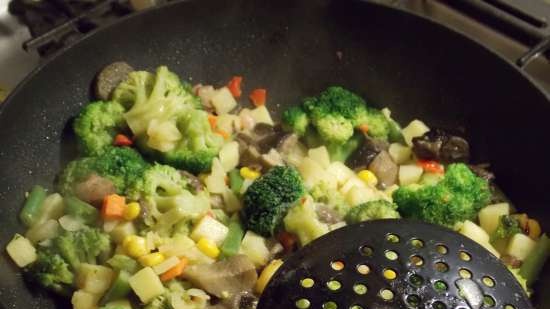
[
  {"left": 58, "top": 215, "right": 85, "bottom": 232},
  {"left": 456, "top": 278, "right": 483, "bottom": 309}
]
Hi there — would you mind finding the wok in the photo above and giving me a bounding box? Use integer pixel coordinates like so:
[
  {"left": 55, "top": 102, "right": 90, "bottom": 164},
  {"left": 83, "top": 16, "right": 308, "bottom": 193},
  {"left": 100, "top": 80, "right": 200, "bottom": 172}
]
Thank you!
[{"left": 1, "top": 0, "right": 549, "bottom": 308}]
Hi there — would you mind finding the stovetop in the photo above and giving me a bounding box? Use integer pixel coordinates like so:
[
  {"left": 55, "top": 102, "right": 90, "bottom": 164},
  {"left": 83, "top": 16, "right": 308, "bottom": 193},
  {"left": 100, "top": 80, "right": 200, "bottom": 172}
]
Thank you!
[{"left": 2, "top": 0, "right": 550, "bottom": 96}]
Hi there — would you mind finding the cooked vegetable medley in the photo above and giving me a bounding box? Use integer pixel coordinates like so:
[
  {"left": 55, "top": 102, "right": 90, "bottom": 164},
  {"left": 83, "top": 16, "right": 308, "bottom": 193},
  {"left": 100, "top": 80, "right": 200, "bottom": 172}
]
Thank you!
[{"left": 6, "top": 65, "right": 549, "bottom": 309}]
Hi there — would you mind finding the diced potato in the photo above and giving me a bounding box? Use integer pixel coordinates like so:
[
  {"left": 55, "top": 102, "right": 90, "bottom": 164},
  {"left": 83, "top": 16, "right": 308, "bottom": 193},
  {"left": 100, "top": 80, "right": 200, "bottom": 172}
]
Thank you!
[
  {"left": 129, "top": 267, "right": 165, "bottom": 303},
  {"left": 240, "top": 231, "right": 270, "bottom": 267},
  {"left": 158, "top": 235, "right": 195, "bottom": 258},
  {"left": 152, "top": 256, "right": 180, "bottom": 274},
  {"left": 205, "top": 158, "right": 227, "bottom": 194},
  {"left": 6, "top": 234, "right": 37, "bottom": 267},
  {"left": 460, "top": 221, "right": 500, "bottom": 257},
  {"left": 249, "top": 105, "right": 274, "bottom": 126},
  {"left": 326, "top": 162, "right": 355, "bottom": 186},
  {"left": 460, "top": 220, "right": 490, "bottom": 244},
  {"left": 219, "top": 141, "right": 240, "bottom": 172},
  {"left": 191, "top": 216, "right": 229, "bottom": 246},
  {"left": 388, "top": 143, "right": 412, "bottom": 164},
  {"left": 71, "top": 290, "right": 100, "bottom": 309},
  {"left": 223, "top": 189, "right": 242, "bottom": 213},
  {"left": 401, "top": 119, "right": 430, "bottom": 146},
  {"left": 211, "top": 87, "right": 237, "bottom": 115},
  {"left": 340, "top": 177, "right": 367, "bottom": 195},
  {"left": 102, "top": 220, "right": 119, "bottom": 233},
  {"left": 478, "top": 203, "right": 510, "bottom": 235},
  {"left": 25, "top": 219, "right": 60, "bottom": 243},
  {"left": 77, "top": 264, "right": 114, "bottom": 295},
  {"left": 308, "top": 146, "right": 331, "bottom": 169},
  {"left": 506, "top": 233, "right": 537, "bottom": 261},
  {"left": 298, "top": 157, "right": 328, "bottom": 189},
  {"left": 110, "top": 221, "right": 137, "bottom": 244},
  {"left": 345, "top": 186, "right": 377, "bottom": 206},
  {"left": 35, "top": 193, "right": 65, "bottom": 225},
  {"left": 398, "top": 164, "right": 424, "bottom": 186},
  {"left": 216, "top": 114, "right": 240, "bottom": 134}
]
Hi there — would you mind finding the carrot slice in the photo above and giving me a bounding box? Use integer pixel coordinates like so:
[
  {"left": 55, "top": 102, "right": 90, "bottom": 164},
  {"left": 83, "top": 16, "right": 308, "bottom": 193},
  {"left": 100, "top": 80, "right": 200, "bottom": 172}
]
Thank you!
[
  {"left": 249, "top": 88, "right": 266, "bottom": 107},
  {"left": 101, "top": 194, "right": 126, "bottom": 220},
  {"left": 416, "top": 159, "right": 444, "bottom": 174},
  {"left": 358, "top": 124, "right": 369, "bottom": 134},
  {"left": 208, "top": 114, "right": 218, "bottom": 130},
  {"left": 114, "top": 134, "right": 133, "bottom": 146},
  {"left": 215, "top": 129, "right": 230, "bottom": 140},
  {"left": 160, "top": 257, "right": 188, "bottom": 282},
  {"left": 227, "top": 76, "right": 243, "bottom": 98}
]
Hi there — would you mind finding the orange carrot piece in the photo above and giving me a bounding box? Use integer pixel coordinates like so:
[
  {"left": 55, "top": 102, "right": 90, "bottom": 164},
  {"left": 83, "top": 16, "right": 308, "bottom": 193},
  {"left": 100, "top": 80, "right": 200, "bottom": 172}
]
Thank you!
[
  {"left": 160, "top": 257, "right": 188, "bottom": 282},
  {"left": 249, "top": 88, "right": 266, "bottom": 107},
  {"left": 101, "top": 194, "right": 126, "bottom": 220},
  {"left": 208, "top": 114, "right": 218, "bottom": 129},
  {"left": 227, "top": 76, "right": 243, "bottom": 98},
  {"left": 215, "top": 129, "right": 230, "bottom": 140},
  {"left": 114, "top": 134, "right": 133, "bottom": 146},
  {"left": 358, "top": 124, "right": 369, "bottom": 134}
]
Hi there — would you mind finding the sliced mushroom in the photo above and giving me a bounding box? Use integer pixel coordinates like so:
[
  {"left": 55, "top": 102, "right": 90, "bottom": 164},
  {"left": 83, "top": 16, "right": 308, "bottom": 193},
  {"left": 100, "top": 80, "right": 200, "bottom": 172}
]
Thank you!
[
  {"left": 368, "top": 150, "right": 398, "bottom": 188},
  {"left": 74, "top": 174, "right": 116, "bottom": 207},
  {"left": 95, "top": 62, "right": 134, "bottom": 100},
  {"left": 183, "top": 254, "right": 258, "bottom": 298},
  {"left": 260, "top": 149, "right": 284, "bottom": 169},
  {"left": 277, "top": 134, "right": 307, "bottom": 167},
  {"left": 180, "top": 170, "right": 204, "bottom": 192},
  {"left": 412, "top": 129, "right": 469, "bottom": 163},
  {"left": 347, "top": 134, "right": 388, "bottom": 169},
  {"left": 315, "top": 204, "right": 343, "bottom": 225}
]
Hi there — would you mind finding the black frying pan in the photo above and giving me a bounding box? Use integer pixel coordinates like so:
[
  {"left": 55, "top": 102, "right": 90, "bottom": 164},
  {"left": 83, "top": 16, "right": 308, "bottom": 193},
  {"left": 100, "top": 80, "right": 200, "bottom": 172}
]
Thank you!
[{"left": 1, "top": 0, "right": 549, "bottom": 308}]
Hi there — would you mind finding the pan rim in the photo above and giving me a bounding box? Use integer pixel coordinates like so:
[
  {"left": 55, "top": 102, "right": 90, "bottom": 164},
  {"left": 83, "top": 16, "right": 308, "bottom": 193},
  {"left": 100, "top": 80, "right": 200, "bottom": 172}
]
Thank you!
[{"left": 1, "top": 0, "right": 549, "bottom": 117}]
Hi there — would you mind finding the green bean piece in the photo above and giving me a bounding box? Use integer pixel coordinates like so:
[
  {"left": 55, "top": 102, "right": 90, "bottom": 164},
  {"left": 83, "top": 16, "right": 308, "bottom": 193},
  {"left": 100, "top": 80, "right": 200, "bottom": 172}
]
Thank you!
[
  {"left": 19, "top": 185, "right": 47, "bottom": 227},
  {"left": 64, "top": 196, "right": 99, "bottom": 225}
]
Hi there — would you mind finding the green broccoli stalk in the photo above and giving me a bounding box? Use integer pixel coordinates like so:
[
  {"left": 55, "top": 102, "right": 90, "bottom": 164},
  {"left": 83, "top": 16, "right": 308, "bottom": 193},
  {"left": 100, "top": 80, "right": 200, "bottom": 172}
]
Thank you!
[
  {"left": 310, "top": 182, "right": 351, "bottom": 217},
  {"left": 25, "top": 250, "right": 74, "bottom": 296},
  {"left": 73, "top": 101, "right": 128, "bottom": 156},
  {"left": 284, "top": 196, "right": 329, "bottom": 246},
  {"left": 345, "top": 200, "right": 400, "bottom": 224},
  {"left": 144, "top": 294, "right": 171, "bottom": 309},
  {"left": 113, "top": 66, "right": 221, "bottom": 173},
  {"left": 128, "top": 164, "right": 210, "bottom": 236},
  {"left": 25, "top": 227, "right": 110, "bottom": 296},
  {"left": 57, "top": 146, "right": 149, "bottom": 196},
  {"left": 393, "top": 163, "right": 490, "bottom": 227},
  {"left": 242, "top": 166, "right": 305, "bottom": 237},
  {"left": 282, "top": 86, "right": 402, "bottom": 162}
]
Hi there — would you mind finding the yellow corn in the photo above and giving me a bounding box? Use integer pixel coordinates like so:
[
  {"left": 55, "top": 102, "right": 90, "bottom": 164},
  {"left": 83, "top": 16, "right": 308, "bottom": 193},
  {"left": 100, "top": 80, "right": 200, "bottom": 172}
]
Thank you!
[
  {"left": 138, "top": 252, "right": 165, "bottom": 267},
  {"left": 358, "top": 170, "right": 378, "bottom": 186},
  {"left": 240, "top": 167, "right": 260, "bottom": 180},
  {"left": 123, "top": 202, "right": 141, "bottom": 221},
  {"left": 122, "top": 235, "right": 148, "bottom": 258},
  {"left": 196, "top": 238, "right": 220, "bottom": 258},
  {"left": 255, "top": 259, "right": 283, "bottom": 294}
]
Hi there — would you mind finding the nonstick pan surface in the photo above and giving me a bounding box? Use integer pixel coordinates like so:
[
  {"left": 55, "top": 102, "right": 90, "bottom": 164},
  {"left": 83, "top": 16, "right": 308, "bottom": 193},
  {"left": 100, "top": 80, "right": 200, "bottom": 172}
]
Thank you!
[{"left": 1, "top": 0, "right": 549, "bottom": 308}]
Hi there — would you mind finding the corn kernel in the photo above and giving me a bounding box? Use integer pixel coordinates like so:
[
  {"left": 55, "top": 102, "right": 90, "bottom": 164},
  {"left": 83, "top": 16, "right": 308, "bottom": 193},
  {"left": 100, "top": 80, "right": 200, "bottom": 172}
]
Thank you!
[
  {"left": 138, "top": 252, "right": 165, "bottom": 267},
  {"left": 123, "top": 202, "right": 141, "bottom": 221},
  {"left": 240, "top": 167, "right": 260, "bottom": 180},
  {"left": 123, "top": 235, "right": 148, "bottom": 258},
  {"left": 358, "top": 170, "right": 378, "bottom": 186},
  {"left": 255, "top": 259, "right": 283, "bottom": 293},
  {"left": 196, "top": 238, "right": 220, "bottom": 258}
]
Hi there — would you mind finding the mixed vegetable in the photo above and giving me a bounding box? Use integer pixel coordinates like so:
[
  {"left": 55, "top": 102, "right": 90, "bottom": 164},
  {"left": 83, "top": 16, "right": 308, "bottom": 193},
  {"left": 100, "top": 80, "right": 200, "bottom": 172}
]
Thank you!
[{"left": 6, "top": 64, "right": 549, "bottom": 309}]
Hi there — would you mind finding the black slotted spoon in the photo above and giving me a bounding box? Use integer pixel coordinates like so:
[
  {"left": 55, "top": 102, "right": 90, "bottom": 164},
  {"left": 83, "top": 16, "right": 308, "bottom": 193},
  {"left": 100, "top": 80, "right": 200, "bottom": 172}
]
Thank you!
[{"left": 258, "top": 220, "right": 532, "bottom": 309}]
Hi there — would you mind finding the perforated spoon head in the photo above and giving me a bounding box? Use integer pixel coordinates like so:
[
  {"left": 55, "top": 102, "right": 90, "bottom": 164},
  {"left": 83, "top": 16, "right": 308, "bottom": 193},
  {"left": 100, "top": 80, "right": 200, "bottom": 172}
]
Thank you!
[{"left": 258, "top": 220, "right": 532, "bottom": 309}]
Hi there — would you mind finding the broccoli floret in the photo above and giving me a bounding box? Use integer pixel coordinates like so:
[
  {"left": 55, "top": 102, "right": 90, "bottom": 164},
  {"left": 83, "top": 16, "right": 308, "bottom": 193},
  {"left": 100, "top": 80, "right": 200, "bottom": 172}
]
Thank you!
[
  {"left": 57, "top": 146, "right": 149, "bottom": 196},
  {"left": 106, "top": 254, "right": 139, "bottom": 274},
  {"left": 129, "top": 164, "right": 210, "bottom": 236},
  {"left": 25, "top": 227, "right": 110, "bottom": 296},
  {"left": 242, "top": 166, "right": 305, "bottom": 236},
  {"left": 345, "top": 200, "right": 400, "bottom": 224},
  {"left": 282, "top": 106, "right": 310, "bottom": 136},
  {"left": 53, "top": 227, "right": 111, "bottom": 269},
  {"left": 362, "top": 108, "right": 391, "bottom": 140},
  {"left": 284, "top": 197, "right": 329, "bottom": 246},
  {"left": 310, "top": 182, "right": 351, "bottom": 217},
  {"left": 25, "top": 250, "right": 74, "bottom": 296},
  {"left": 113, "top": 66, "right": 221, "bottom": 173},
  {"left": 491, "top": 215, "right": 522, "bottom": 242},
  {"left": 73, "top": 101, "right": 128, "bottom": 156},
  {"left": 393, "top": 163, "right": 490, "bottom": 227},
  {"left": 144, "top": 294, "right": 172, "bottom": 309}
]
